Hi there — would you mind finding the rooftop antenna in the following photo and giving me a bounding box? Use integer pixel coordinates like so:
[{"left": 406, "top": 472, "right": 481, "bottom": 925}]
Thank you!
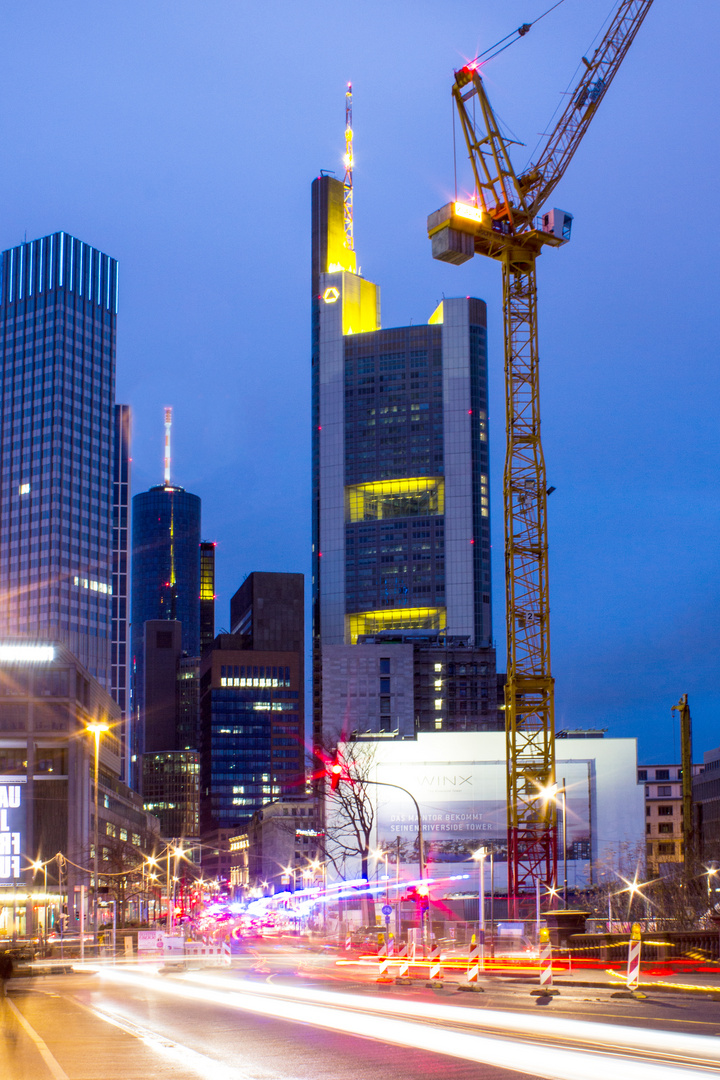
[
  {"left": 164, "top": 407, "right": 172, "bottom": 485},
  {"left": 343, "top": 82, "right": 354, "bottom": 254}
]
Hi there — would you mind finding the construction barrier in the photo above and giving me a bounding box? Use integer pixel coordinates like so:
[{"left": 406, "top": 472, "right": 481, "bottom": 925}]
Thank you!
[
  {"left": 377, "top": 935, "right": 389, "bottom": 978},
  {"left": 345, "top": 932, "right": 352, "bottom": 952},
  {"left": 397, "top": 941, "right": 414, "bottom": 978},
  {"left": 184, "top": 941, "right": 229, "bottom": 967},
  {"left": 467, "top": 934, "right": 480, "bottom": 983},
  {"left": 428, "top": 942, "right": 442, "bottom": 980},
  {"left": 626, "top": 922, "right": 642, "bottom": 990},
  {"left": 539, "top": 927, "right": 553, "bottom": 988}
]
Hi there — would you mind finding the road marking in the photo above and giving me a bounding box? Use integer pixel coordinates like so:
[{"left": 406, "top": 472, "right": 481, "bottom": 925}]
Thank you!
[{"left": 5, "top": 998, "right": 70, "bottom": 1080}]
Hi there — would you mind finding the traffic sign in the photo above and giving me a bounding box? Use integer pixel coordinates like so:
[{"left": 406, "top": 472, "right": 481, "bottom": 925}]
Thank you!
[{"left": 381, "top": 904, "right": 392, "bottom": 916}]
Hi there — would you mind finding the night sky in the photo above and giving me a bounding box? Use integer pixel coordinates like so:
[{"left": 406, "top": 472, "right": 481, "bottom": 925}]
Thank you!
[{"left": 0, "top": 2, "right": 716, "bottom": 762}]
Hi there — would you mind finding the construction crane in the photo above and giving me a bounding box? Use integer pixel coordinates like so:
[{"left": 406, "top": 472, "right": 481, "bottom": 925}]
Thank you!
[{"left": 427, "top": 0, "right": 654, "bottom": 912}]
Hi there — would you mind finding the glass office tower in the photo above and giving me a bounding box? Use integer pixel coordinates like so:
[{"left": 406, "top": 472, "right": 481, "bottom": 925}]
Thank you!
[
  {"left": 131, "top": 484, "right": 201, "bottom": 751},
  {"left": 0, "top": 232, "right": 121, "bottom": 689},
  {"left": 312, "top": 176, "right": 498, "bottom": 746},
  {"left": 112, "top": 403, "right": 131, "bottom": 778}
]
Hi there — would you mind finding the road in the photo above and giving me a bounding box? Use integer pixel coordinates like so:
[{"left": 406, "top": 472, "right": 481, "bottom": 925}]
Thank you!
[{"left": 3, "top": 961, "right": 720, "bottom": 1080}]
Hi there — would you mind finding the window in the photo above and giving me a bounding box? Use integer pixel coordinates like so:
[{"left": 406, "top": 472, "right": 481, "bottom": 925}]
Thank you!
[
  {"left": 379, "top": 658, "right": 390, "bottom": 675},
  {"left": 658, "top": 842, "right": 675, "bottom": 856},
  {"left": 655, "top": 769, "right": 670, "bottom": 781},
  {"left": 646, "top": 823, "right": 651, "bottom": 834},
  {"left": 638, "top": 770, "right": 647, "bottom": 781},
  {"left": 379, "top": 677, "right": 390, "bottom": 694},
  {"left": 658, "top": 805, "right": 673, "bottom": 816},
  {"left": 657, "top": 785, "right": 672, "bottom": 797},
  {"left": 658, "top": 823, "right": 673, "bottom": 834}
]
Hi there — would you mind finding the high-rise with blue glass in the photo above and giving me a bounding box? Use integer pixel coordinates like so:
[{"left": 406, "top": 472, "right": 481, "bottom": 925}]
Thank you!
[
  {"left": 131, "top": 482, "right": 201, "bottom": 761},
  {"left": 0, "top": 232, "right": 125, "bottom": 692},
  {"left": 312, "top": 175, "right": 501, "bottom": 747}
]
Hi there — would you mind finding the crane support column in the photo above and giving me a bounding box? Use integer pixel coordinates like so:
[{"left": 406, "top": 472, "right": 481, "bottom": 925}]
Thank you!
[{"left": 503, "top": 251, "right": 556, "bottom": 913}]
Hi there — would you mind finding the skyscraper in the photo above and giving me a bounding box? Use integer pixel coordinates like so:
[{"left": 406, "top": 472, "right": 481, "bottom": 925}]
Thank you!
[
  {"left": 0, "top": 232, "right": 123, "bottom": 690},
  {"left": 112, "top": 403, "right": 131, "bottom": 778},
  {"left": 312, "top": 175, "right": 498, "bottom": 746},
  {"left": 131, "top": 481, "right": 201, "bottom": 732}
]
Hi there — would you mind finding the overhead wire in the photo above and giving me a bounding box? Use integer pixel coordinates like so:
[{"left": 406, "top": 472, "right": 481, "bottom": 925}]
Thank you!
[{"left": 469, "top": 0, "right": 569, "bottom": 66}]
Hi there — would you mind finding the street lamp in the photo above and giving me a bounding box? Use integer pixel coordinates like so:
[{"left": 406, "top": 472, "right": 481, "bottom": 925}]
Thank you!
[
  {"left": 539, "top": 779, "right": 568, "bottom": 906},
  {"left": 31, "top": 859, "right": 48, "bottom": 946},
  {"left": 86, "top": 720, "right": 110, "bottom": 943},
  {"left": 472, "top": 847, "right": 487, "bottom": 946}
]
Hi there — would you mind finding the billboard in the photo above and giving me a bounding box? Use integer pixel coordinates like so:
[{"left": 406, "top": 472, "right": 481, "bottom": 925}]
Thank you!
[
  {"left": 0, "top": 779, "right": 26, "bottom": 882},
  {"left": 374, "top": 757, "right": 591, "bottom": 884}
]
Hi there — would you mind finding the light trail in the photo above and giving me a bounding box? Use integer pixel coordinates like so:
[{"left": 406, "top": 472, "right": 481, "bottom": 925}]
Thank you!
[{"left": 94, "top": 965, "right": 720, "bottom": 1080}]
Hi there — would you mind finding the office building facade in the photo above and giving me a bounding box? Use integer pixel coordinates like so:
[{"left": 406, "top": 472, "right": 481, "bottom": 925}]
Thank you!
[
  {"left": 199, "top": 541, "right": 216, "bottom": 656},
  {"left": 0, "top": 641, "right": 160, "bottom": 937},
  {"left": 131, "top": 483, "right": 201, "bottom": 749},
  {"left": 311, "top": 175, "right": 495, "bottom": 746},
  {"left": 199, "top": 635, "right": 303, "bottom": 833},
  {"left": 0, "top": 232, "right": 123, "bottom": 690},
  {"left": 112, "top": 403, "right": 131, "bottom": 777}
]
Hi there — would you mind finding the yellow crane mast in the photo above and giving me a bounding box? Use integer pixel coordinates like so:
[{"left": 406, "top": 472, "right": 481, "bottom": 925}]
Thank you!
[{"left": 428, "top": 0, "right": 654, "bottom": 911}]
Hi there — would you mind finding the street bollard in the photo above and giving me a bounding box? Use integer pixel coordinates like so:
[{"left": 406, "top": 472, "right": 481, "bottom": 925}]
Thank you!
[
  {"left": 539, "top": 927, "right": 553, "bottom": 989},
  {"left": 467, "top": 933, "right": 480, "bottom": 983},
  {"left": 626, "top": 922, "right": 642, "bottom": 991}
]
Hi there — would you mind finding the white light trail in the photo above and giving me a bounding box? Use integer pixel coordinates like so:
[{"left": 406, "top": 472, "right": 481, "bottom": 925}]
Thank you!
[{"left": 96, "top": 966, "right": 718, "bottom": 1080}]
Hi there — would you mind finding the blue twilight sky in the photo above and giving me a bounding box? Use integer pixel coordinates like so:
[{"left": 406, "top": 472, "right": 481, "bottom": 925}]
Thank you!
[{"left": 0, "top": 2, "right": 717, "bottom": 763}]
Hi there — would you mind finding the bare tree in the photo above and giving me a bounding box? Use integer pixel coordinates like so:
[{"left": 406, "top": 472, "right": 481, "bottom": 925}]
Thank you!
[{"left": 322, "top": 740, "right": 377, "bottom": 883}]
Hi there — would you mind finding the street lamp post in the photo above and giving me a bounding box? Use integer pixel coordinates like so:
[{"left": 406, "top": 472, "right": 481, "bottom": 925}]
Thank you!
[
  {"left": 472, "top": 847, "right": 486, "bottom": 964},
  {"left": 31, "top": 859, "right": 48, "bottom": 949},
  {"left": 362, "top": 779, "right": 427, "bottom": 951},
  {"left": 86, "top": 721, "right": 110, "bottom": 945},
  {"left": 540, "top": 780, "right": 568, "bottom": 907}
]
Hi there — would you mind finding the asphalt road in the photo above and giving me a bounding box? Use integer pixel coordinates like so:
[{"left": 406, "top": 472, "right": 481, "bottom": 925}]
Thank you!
[{"left": 2, "top": 963, "right": 720, "bottom": 1080}]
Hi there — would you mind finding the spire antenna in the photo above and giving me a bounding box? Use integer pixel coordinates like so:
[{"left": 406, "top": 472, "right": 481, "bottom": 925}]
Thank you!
[
  {"left": 164, "top": 407, "right": 172, "bottom": 485},
  {"left": 343, "top": 82, "right": 354, "bottom": 253}
]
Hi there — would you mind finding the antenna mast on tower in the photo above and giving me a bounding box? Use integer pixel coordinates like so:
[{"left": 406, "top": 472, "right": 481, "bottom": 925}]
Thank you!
[
  {"left": 164, "top": 407, "right": 172, "bottom": 485},
  {"left": 343, "top": 82, "right": 354, "bottom": 254}
]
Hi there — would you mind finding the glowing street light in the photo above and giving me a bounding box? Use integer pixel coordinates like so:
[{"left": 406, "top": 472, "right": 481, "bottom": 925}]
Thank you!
[
  {"left": 472, "top": 847, "right": 487, "bottom": 944},
  {"left": 86, "top": 720, "right": 110, "bottom": 942}
]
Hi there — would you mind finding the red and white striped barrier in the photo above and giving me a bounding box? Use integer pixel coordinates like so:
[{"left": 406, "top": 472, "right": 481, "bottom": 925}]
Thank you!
[
  {"left": 467, "top": 935, "right": 480, "bottom": 983},
  {"left": 539, "top": 927, "right": 553, "bottom": 988},
  {"left": 428, "top": 942, "right": 442, "bottom": 980},
  {"left": 397, "top": 941, "right": 414, "bottom": 978},
  {"left": 222, "top": 939, "right": 231, "bottom": 967},
  {"left": 377, "top": 936, "right": 389, "bottom": 978},
  {"left": 345, "top": 931, "right": 352, "bottom": 952},
  {"left": 626, "top": 923, "right": 642, "bottom": 990}
]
